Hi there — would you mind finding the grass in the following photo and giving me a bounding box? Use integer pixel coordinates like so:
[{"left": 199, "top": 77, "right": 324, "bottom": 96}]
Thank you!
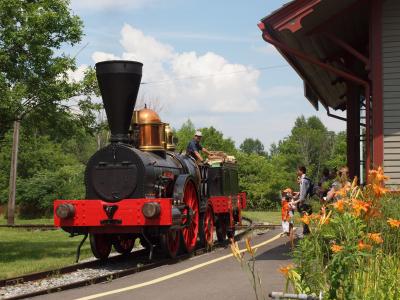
[
  {"left": 242, "top": 210, "right": 281, "bottom": 225},
  {"left": 0, "top": 227, "right": 92, "bottom": 280},
  {"left": 0, "top": 216, "right": 54, "bottom": 225}
]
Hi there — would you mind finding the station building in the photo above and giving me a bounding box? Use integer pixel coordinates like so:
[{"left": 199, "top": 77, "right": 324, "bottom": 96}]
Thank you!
[{"left": 258, "top": 0, "right": 400, "bottom": 187}]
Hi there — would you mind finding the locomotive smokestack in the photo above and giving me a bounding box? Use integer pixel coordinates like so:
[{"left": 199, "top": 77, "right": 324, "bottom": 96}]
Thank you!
[{"left": 95, "top": 60, "right": 143, "bottom": 143}]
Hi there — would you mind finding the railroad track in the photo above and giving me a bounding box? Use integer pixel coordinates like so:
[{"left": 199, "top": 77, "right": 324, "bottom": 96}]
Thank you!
[
  {"left": 1, "top": 220, "right": 278, "bottom": 300},
  {"left": 0, "top": 222, "right": 278, "bottom": 231},
  {"left": 0, "top": 224, "right": 56, "bottom": 230}
]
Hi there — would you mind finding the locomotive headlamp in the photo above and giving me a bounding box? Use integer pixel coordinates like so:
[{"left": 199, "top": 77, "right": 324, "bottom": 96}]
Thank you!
[
  {"left": 142, "top": 202, "right": 161, "bottom": 218},
  {"left": 56, "top": 203, "right": 75, "bottom": 219}
]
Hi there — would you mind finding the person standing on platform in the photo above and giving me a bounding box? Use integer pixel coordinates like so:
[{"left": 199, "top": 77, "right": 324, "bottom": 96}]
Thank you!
[{"left": 293, "top": 166, "right": 312, "bottom": 235}]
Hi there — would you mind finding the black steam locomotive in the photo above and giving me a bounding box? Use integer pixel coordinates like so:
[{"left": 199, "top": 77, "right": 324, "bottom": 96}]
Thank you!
[{"left": 54, "top": 60, "right": 246, "bottom": 260}]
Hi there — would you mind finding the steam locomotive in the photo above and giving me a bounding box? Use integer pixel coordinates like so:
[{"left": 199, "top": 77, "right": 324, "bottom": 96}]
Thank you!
[{"left": 54, "top": 60, "right": 246, "bottom": 260}]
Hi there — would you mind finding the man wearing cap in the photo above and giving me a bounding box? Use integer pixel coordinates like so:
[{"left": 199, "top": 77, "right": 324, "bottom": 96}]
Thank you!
[{"left": 186, "top": 131, "right": 210, "bottom": 163}]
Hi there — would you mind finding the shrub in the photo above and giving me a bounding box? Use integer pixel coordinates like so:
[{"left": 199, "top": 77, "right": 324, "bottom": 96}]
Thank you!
[
  {"left": 17, "top": 165, "right": 85, "bottom": 218},
  {"left": 283, "top": 168, "right": 400, "bottom": 299}
]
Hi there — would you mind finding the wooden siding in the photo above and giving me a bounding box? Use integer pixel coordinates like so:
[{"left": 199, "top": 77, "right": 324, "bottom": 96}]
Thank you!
[{"left": 383, "top": 0, "right": 400, "bottom": 187}]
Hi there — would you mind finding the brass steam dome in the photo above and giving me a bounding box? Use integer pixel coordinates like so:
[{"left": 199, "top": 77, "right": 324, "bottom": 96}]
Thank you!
[
  {"left": 164, "top": 124, "right": 176, "bottom": 151},
  {"left": 134, "top": 108, "right": 162, "bottom": 124},
  {"left": 132, "top": 107, "right": 165, "bottom": 152}
]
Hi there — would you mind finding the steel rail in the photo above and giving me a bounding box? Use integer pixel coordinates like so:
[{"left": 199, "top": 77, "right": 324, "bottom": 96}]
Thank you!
[
  {"left": 0, "top": 248, "right": 149, "bottom": 288},
  {"left": 0, "top": 224, "right": 56, "bottom": 230}
]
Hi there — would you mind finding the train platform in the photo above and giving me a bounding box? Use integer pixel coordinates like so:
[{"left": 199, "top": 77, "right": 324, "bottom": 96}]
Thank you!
[{"left": 33, "top": 229, "right": 292, "bottom": 300}]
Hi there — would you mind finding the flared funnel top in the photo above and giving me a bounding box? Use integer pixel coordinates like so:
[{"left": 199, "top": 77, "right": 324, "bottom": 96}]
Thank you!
[{"left": 96, "top": 60, "right": 143, "bottom": 143}]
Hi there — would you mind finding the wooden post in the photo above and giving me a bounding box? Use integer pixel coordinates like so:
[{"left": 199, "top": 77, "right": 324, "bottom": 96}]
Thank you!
[
  {"left": 7, "top": 119, "right": 20, "bottom": 225},
  {"left": 346, "top": 86, "right": 360, "bottom": 180}
]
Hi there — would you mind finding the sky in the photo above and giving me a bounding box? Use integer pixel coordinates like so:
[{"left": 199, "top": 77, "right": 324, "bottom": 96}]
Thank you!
[{"left": 66, "top": 0, "right": 346, "bottom": 150}]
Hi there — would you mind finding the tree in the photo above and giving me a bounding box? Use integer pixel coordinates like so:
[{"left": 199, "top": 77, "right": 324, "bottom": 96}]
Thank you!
[
  {"left": 200, "top": 126, "right": 236, "bottom": 154},
  {"left": 0, "top": 129, "right": 89, "bottom": 217},
  {"left": 0, "top": 0, "right": 83, "bottom": 224},
  {"left": 175, "top": 119, "right": 196, "bottom": 152},
  {"left": 275, "top": 115, "right": 336, "bottom": 180},
  {"left": 240, "top": 138, "right": 266, "bottom": 156},
  {"left": 325, "top": 131, "right": 347, "bottom": 169}
]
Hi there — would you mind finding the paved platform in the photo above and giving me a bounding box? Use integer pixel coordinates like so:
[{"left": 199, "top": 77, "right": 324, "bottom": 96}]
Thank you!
[{"left": 34, "top": 229, "right": 292, "bottom": 300}]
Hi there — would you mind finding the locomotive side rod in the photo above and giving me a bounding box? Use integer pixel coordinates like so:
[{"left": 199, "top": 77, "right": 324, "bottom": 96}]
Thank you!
[{"left": 2, "top": 218, "right": 262, "bottom": 300}]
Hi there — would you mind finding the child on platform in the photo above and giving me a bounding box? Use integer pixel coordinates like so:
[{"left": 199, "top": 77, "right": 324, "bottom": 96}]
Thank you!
[{"left": 281, "top": 188, "right": 295, "bottom": 249}]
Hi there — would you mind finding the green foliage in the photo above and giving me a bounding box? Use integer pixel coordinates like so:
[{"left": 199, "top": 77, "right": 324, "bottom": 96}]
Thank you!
[
  {"left": 175, "top": 119, "right": 195, "bottom": 152},
  {"left": 0, "top": 0, "right": 83, "bottom": 138},
  {"left": 236, "top": 151, "right": 296, "bottom": 209},
  {"left": 175, "top": 120, "right": 236, "bottom": 154},
  {"left": 239, "top": 138, "right": 266, "bottom": 156},
  {"left": 325, "top": 131, "right": 346, "bottom": 170},
  {"left": 17, "top": 165, "right": 85, "bottom": 218},
  {"left": 199, "top": 126, "right": 235, "bottom": 154},
  {"left": 0, "top": 129, "right": 89, "bottom": 217},
  {"left": 272, "top": 115, "right": 346, "bottom": 181}
]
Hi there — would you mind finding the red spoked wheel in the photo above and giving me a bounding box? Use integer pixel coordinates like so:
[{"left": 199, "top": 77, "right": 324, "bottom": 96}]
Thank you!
[
  {"left": 160, "top": 229, "right": 180, "bottom": 258},
  {"left": 181, "top": 180, "right": 199, "bottom": 253},
  {"left": 113, "top": 234, "right": 136, "bottom": 255},
  {"left": 216, "top": 215, "right": 227, "bottom": 243},
  {"left": 204, "top": 205, "right": 214, "bottom": 247},
  {"left": 90, "top": 233, "right": 112, "bottom": 260}
]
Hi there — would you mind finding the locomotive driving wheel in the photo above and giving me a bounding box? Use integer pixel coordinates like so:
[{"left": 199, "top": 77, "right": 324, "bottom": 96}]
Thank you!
[
  {"left": 216, "top": 215, "right": 228, "bottom": 242},
  {"left": 90, "top": 233, "right": 112, "bottom": 260},
  {"left": 160, "top": 229, "right": 180, "bottom": 258},
  {"left": 112, "top": 234, "right": 136, "bottom": 255},
  {"left": 181, "top": 180, "right": 199, "bottom": 253},
  {"left": 204, "top": 205, "right": 214, "bottom": 247}
]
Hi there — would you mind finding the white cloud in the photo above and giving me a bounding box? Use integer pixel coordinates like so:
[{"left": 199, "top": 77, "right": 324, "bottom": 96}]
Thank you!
[
  {"left": 91, "top": 24, "right": 261, "bottom": 114},
  {"left": 66, "top": 64, "right": 89, "bottom": 83},
  {"left": 70, "top": 0, "right": 154, "bottom": 11},
  {"left": 92, "top": 52, "right": 120, "bottom": 62}
]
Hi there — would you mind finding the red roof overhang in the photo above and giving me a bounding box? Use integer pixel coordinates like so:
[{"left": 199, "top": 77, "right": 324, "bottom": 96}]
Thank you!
[{"left": 259, "top": 0, "right": 370, "bottom": 111}]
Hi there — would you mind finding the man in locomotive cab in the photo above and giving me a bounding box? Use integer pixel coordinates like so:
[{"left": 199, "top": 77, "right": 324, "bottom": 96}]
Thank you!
[{"left": 186, "top": 130, "right": 210, "bottom": 163}]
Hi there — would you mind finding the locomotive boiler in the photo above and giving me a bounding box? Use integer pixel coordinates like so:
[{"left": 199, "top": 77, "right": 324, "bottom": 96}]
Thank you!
[{"left": 54, "top": 60, "right": 246, "bottom": 260}]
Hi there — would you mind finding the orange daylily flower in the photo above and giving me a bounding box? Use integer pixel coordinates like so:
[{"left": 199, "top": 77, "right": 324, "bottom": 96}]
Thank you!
[
  {"left": 365, "top": 207, "right": 382, "bottom": 219},
  {"left": 367, "top": 233, "right": 383, "bottom": 244},
  {"left": 309, "top": 214, "right": 321, "bottom": 221},
  {"left": 372, "top": 184, "right": 388, "bottom": 198},
  {"left": 331, "top": 244, "right": 343, "bottom": 253},
  {"left": 319, "top": 210, "right": 332, "bottom": 225},
  {"left": 387, "top": 218, "right": 400, "bottom": 228},
  {"left": 333, "top": 199, "right": 346, "bottom": 212},
  {"left": 358, "top": 241, "right": 372, "bottom": 251},
  {"left": 368, "top": 169, "right": 378, "bottom": 182},
  {"left": 368, "top": 167, "right": 389, "bottom": 183},
  {"left": 278, "top": 264, "right": 294, "bottom": 276},
  {"left": 300, "top": 214, "right": 310, "bottom": 225},
  {"left": 351, "top": 199, "right": 370, "bottom": 217},
  {"left": 336, "top": 186, "right": 349, "bottom": 197}
]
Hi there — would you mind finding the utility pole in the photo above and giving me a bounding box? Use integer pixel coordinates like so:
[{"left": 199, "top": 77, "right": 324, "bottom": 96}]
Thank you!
[{"left": 7, "top": 119, "right": 20, "bottom": 225}]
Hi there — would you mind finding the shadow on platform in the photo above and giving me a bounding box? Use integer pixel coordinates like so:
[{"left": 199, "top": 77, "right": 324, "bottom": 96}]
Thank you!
[{"left": 255, "top": 239, "right": 293, "bottom": 261}]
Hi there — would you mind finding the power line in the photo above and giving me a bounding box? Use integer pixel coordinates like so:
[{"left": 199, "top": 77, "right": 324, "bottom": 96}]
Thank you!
[{"left": 140, "top": 64, "right": 289, "bottom": 85}]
